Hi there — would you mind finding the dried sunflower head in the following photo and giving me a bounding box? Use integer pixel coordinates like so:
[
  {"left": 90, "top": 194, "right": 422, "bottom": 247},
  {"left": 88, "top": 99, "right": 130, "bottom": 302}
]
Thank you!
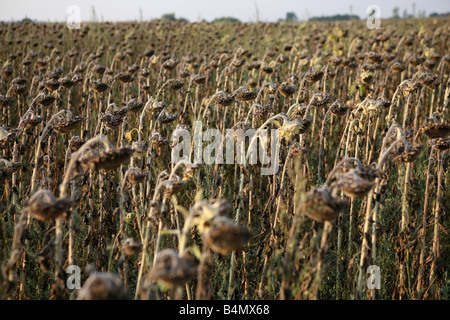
[
  {"left": 161, "top": 59, "right": 178, "bottom": 72},
  {"left": 53, "top": 114, "right": 83, "bottom": 134},
  {"left": 192, "top": 199, "right": 231, "bottom": 224},
  {"left": 20, "top": 109, "right": 44, "bottom": 129},
  {"left": 35, "top": 92, "right": 56, "bottom": 107},
  {"left": 77, "top": 272, "right": 129, "bottom": 300},
  {"left": 116, "top": 72, "right": 133, "bottom": 83},
  {"left": 92, "top": 80, "right": 109, "bottom": 93},
  {"left": 126, "top": 98, "right": 144, "bottom": 113},
  {"left": 335, "top": 169, "right": 375, "bottom": 198},
  {"left": 0, "top": 159, "right": 22, "bottom": 184},
  {"left": 59, "top": 76, "right": 75, "bottom": 89},
  {"left": 414, "top": 72, "right": 439, "bottom": 89},
  {"left": 191, "top": 74, "right": 207, "bottom": 85},
  {"left": 182, "top": 163, "right": 202, "bottom": 181},
  {"left": 393, "top": 141, "right": 422, "bottom": 163},
  {"left": 300, "top": 187, "right": 346, "bottom": 222},
  {"left": 304, "top": 67, "right": 324, "bottom": 83},
  {"left": 233, "top": 86, "right": 257, "bottom": 102},
  {"left": 262, "top": 66, "right": 273, "bottom": 74},
  {"left": 80, "top": 146, "right": 134, "bottom": 171},
  {"left": 329, "top": 100, "right": 349, "bottom": 116},
  {"left": 150, "top": 131, "right": 169, "bottom": 149},
  {"left": 191, "top": 199, "right": 251, "bottom": 255},
  {"left": 203, "top": 216, "right": 252, "bottom": 255},
  {"left": 92, "top": 64, "right": 106, "bottom": 75},
  {"left": 421, "top": 118, "right": 449, "bottom": 139},
  {"left": 212, "top": 91, "right": 234, "bottom": 106},
  {"left": 276, "top": 55, "right": 289, "bottom": 64},
  {"left": 432, "top": 137, "right": 450, "bottom": 151},
  {"left": 376, "top": 96, "right": 391, "bottom": 109},
  {"left": 1, "top": 65, "right": 13, "bottom": 78},
  {"left": 278, "top": 115, "right": 303, "bottom": 140},
  {"left": 149, "top": 249, "right": 197, "bottom": 288},
  {"left": 0, "top": 95, "right": 13, "bottom": 108},
  {"left": 252, "top": 103, "right": 269, "bottom": 119},
  {"left": 121, "top": 238, "right": 142, "bottom": 256},
  {"left": 0, "top": 127, "right": 18, "bottom": 149},
  {"left": 166, "top": 78, "right": 184, "bottom": 90},
  {"left": 43, "top": 78, "right": 60, "bottom": 91},
  {"left": 127, "top": 167, "right": 146, "bottom": 185},
  {"left": 101, "top": 113, "right": 122, "bottom": 130},
  {"left": 310, "top": 93, "right": 333, "bottom": 108},
  {"left": 25, "top": 189, "right": 73, "bottom": 221},
  {"left": 157, "top": 109, "right": 178, "bottom": 124},
  {"left": 358, "top": 163, "right": 382, "bottom": 182},
  {"left": 278, "top": 82, "right": 296, "bottom": 97},
  {"left": 106, "top": 103, "right": 128, "bottom": 119},
  {"left": 289, "top": 142, "right": 306, "bottom": 156},
  {"left": 162, "top": 174, "right": 185, "bottom": 197},
  {"left": 264, "top": 81, "right": 279, "bottom": 94},
  {"left": 68, "top": 136, "right": 85, "bottom": 151}
]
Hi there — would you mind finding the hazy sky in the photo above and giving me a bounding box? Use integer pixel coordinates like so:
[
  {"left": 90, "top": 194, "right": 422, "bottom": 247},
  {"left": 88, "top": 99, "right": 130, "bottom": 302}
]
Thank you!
[{"left": 1, "top": 0, "right": 449, "bottom": 22}]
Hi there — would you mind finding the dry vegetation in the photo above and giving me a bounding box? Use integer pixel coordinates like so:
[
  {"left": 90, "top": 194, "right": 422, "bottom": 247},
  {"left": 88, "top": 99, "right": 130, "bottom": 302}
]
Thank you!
[{"left": 0, "top": 17, "right": 449, "bottom": 300}]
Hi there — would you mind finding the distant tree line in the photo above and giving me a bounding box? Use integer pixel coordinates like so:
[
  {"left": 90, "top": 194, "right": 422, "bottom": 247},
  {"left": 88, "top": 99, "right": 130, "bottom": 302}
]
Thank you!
[
  {"left": 212, "top": 17, "right": 241, "bottom": 23},
  {"left": 159, "top": 13, "right": 188, "bottom": 22},
  {"left": 309, "top": 14, "right": 360, "bottom": 21}
]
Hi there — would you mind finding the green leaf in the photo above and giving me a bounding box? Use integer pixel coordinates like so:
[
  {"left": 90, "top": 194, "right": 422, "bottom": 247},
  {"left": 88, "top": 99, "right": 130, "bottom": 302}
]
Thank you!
[
  {"left": 360, "top": 84, "right": 366, "bottom": 96},
  {"left": 188, "top": 245, "right": 203, "bottom": 260}
]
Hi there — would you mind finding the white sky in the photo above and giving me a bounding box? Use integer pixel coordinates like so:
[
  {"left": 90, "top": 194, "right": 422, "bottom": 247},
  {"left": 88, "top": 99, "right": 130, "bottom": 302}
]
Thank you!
[{"left": 0, "top": 0, "right": 449, "bottom": 22}]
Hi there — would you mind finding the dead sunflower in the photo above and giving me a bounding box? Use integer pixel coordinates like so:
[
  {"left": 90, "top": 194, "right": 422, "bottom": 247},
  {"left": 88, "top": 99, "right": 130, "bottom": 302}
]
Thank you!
[
  {"left": 149, "top": 249, "right": 197, "bottom": 288},
  {"left": 25, "top": 189, "right": 73, "bottom": 221},
  {"left": 162, "top": 174, "right": 185, "bottom": 197},
  {"left": 289, "top": 142, "right": 306, "bottom": 156},
  {"left": 20, "top": 109, "right": 44, "bottom": 129},
  {"left": 150, "top": 131, "right": 169, "bottom": 149},
  {"left": 304, "top": 67, "right": 324, "bottom": 83},
  {"left": 335, "top": 169, "right": 375, "bottom": 198},
  {"left": 157, "top": 109, "right": 178, "bottom": 124},
  {"left": 127, "top": 167, "right": 146, "bottom": 185},
  {"left": 432, "top": 137, "right": 450, "bottom": 151},
  {"left": 278, "top": 82, "right": 296, "bottom": 97},
  {"left": 68, "top": 136, "right": 85, "bottom": 151},
  {"left": 126, "top": 98, "right": 144, "bottom": 113},
  {"left": 393, "top": 141, "right": 422, "bottom": 163},
  {"left": 329, "top": 100, "right": 349, "bottom": 116},
  {"left": 92, "top": 80, "right": 109, "bottom": 93},
  {"left": 421, "top": 118, "right": 449, "bottom": 139},
  {"left": 77, "top": 272, "right": 129, "bottom": 300},
  {"left": 0, "top": 127, "right": 18, "bottom": 149},
  {"left": 203, "top": 216, "right": 252, "bottom": 255},
  {"left": 212, "top": 91, "right": 234, "bottom": 106},
  {"left": 300, "top": 187, "right": 346, "bottom": 222},
  {"left": 182, "top": 163, "right": 202, "bottom": 181},
  {"left": 166, "top": 79, "right": 184, "bottom": 90},
  {"left": 310, "top": 93, "right": 333, "bottom": 108},
  {"left": 101, "top": 113, "right": 123, "bottom": 130},
  {"left": 121, "top": 238, "right": 142, "bottom": 256},
  {"left": 0, "top": 95, "right": 13, "bottom": 108},
  {"left": 234, "top": 86, "right": 257, "bottom": 102},
  {"left": 0, "top": 159, "right": 22, "bottom": 184},
  {"left": 278, "top": 115, "right": 304, "bottom": 140},
  {"left": 53, "top": 115, "right": 83, "bottom": 134},
  {"left": 80, "top": 146, "right": 134, "bottom": 171},
  {"left": 35, "top": 93, "right": 56, "bottom": 107}
]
